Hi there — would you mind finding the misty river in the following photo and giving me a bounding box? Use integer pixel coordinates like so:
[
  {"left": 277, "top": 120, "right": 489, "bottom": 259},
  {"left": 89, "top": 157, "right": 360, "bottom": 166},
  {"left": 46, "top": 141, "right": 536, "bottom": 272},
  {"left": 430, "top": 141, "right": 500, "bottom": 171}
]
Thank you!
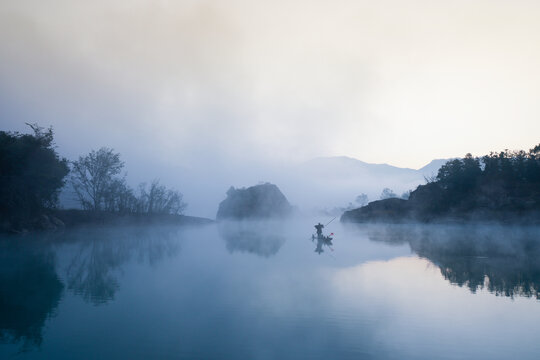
[{"left": 1, "top": 220, "right": 539, "bottom": 359}]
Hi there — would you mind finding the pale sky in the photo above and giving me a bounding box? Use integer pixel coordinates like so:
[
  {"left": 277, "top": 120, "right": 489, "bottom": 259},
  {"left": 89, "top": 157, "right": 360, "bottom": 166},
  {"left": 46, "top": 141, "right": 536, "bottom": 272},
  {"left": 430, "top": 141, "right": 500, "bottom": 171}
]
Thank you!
[{"left": 1, "top": 0, "right": 539, "bottom": 171}]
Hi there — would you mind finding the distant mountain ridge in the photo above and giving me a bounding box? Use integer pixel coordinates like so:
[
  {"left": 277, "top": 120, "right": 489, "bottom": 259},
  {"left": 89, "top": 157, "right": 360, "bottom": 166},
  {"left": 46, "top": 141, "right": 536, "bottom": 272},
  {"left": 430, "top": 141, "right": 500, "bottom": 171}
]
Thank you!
[
  {"left": 418, "top": 159, "right": 455, "bottom": 178},
  {"left": 276, "top": 156, "right": 453, "bottom": 212},
  {"left": 298, "top": 156, "right": 451, "bottom": 184},
  {"left": 340, "top": 147, "right": 540, "bottom": 224}
]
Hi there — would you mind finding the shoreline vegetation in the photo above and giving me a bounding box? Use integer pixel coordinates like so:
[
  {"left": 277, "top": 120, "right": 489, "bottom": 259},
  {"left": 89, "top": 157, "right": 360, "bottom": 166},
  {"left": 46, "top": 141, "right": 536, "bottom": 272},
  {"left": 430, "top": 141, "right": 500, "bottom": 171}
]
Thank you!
[
  {"left": 342, "top": 146, "right": 540, "bottom": 224},
  {"left": 2, "top": 124, "right": 539, "bottom": 232},
  {"left": 1, "top": 124, "right": 212, "bottom": 234}
]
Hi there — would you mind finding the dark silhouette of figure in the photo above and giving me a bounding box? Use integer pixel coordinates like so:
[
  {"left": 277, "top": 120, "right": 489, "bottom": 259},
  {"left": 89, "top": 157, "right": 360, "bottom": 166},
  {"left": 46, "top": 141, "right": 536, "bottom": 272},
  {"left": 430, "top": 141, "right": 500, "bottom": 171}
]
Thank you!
[{"left": 314, "top": 223, "right": 324, "bottom": 237}]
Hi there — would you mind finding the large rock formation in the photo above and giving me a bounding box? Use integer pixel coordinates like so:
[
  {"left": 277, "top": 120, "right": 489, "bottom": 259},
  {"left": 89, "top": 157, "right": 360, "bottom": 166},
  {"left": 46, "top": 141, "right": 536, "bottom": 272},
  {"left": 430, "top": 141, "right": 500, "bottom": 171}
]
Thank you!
[
  {"left": 340, "top": 198, "right": 411, "bottom": 223},
  {"left": 341, "top": 181, "right": 540, "bottom": 224},
  {"left": 216, "top": 183, "right": 292, "bottom": 220}
]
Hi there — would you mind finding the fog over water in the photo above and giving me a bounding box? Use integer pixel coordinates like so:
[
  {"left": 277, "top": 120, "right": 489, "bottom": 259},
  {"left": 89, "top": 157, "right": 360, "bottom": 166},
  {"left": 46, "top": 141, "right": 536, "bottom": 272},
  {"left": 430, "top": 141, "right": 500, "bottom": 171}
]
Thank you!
[{"left": 1, "top": 220, "right": 539, "bottom": 359}]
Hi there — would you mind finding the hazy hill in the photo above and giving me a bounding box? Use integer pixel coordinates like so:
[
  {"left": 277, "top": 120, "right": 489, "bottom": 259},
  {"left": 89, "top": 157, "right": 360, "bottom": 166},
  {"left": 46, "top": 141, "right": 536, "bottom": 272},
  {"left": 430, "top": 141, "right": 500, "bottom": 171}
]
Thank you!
[{"left": 276, "top": 156, "right": 450, "bottom": 213}]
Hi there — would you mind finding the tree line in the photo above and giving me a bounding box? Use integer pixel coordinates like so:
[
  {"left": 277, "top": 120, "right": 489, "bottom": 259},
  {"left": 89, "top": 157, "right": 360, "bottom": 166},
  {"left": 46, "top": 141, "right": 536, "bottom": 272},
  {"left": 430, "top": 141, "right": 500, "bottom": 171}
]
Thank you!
[
  {"left": 71, "top": 147, "right": 186, "bottom": 215},
  {"left": 0, "top": 124, "right": 69, "bottom": 229},
  {"left": 0, "top": 124, "right": 186, "bottom": 231},
  {"left": 409, "top": 146, "right": 540, "bottom": 217}
]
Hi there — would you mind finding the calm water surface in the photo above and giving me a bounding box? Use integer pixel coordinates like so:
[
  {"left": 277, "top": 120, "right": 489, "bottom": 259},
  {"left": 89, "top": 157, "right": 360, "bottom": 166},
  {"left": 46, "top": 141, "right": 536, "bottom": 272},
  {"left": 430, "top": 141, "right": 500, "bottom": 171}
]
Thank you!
[{"left": 1, "top": 219, "right": 539, "bottom": 359}]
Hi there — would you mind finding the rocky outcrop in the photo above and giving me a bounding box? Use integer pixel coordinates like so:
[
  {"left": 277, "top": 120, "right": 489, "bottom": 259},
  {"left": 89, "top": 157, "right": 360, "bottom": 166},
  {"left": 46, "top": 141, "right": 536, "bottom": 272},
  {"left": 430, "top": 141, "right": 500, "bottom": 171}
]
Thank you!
[
  {"left": 341, "top": 198, "right": 411, "bottom": 223},
  {"left": 341, "top": 186, "right": 540, "bottom": 224},
  {"left": 216, "top": 183, "right": 292, "bottom": 220}
]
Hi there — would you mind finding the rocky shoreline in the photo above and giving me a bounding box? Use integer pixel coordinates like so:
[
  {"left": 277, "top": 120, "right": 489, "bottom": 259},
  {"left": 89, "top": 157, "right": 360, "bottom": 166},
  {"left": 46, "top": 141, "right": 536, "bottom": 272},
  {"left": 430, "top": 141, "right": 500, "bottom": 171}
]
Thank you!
[{"left": 340, "top": 197, "right": 540, "bottom": 224}]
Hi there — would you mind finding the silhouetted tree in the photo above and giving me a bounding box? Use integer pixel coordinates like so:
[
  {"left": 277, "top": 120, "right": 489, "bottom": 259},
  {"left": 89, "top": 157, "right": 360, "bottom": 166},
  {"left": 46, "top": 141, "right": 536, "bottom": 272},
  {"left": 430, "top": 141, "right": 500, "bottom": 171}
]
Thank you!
[
  {"left": 137, "top": 180, "right": 187, "bottom": 215},
  {"left": 70, "top": 149, "right": 187, "bottom": 216},
  {"left": 103, "top": 178, "right": 138, "bottom": 213},
  {"left": 70, "top": 148, "right": 124, "bottom": 211},
  {"left": 345, "top": 144, "right": 540, "bottom": 223},
  {"left": 415, "top": 145, "right": 540, "bottom": 216},
  {"left": 0, "top": 124, "right": 69, "bottom": 229}
]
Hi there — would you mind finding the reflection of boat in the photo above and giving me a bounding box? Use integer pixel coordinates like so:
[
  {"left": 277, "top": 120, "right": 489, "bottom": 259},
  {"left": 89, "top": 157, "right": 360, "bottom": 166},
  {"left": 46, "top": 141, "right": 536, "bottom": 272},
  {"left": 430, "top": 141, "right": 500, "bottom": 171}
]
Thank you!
[{"left": 312, "top": 233, "right": 334, "bottom": 254}]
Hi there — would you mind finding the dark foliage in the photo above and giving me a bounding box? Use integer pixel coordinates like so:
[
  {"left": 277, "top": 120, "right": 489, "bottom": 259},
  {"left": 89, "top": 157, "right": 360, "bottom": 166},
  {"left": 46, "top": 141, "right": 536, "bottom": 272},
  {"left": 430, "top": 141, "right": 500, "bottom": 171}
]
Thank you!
[
  {"left": 0, "top": 125, "right": 69, "bottom": 230},
  {"left": 410, "top": 146, "right": 540, "bottom": 218},
  {"left": 342, "top": 144, "right": 540, "bottom": 223}
]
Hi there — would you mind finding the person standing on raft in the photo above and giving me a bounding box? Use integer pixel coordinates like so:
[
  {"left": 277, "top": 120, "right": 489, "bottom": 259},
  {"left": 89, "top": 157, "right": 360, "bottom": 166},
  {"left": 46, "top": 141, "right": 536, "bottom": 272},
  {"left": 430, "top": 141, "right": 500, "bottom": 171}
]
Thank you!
[{"left": 314, "top": 223, "right": 324, "bottom": 237}]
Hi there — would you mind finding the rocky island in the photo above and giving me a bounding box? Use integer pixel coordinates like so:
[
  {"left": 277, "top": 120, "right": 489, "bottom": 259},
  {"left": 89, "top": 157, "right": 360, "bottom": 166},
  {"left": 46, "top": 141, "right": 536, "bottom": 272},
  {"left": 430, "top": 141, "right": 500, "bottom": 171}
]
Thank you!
[{"left": 216, "top": 183, "right": 293, "bottom": 220}]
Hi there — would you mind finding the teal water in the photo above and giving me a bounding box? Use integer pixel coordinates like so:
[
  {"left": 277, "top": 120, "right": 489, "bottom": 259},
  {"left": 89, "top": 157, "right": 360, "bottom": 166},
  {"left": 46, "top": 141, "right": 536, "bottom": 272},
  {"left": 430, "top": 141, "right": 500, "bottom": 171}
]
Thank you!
[{"left": 1, "top": 220, "right": 539, "bottom": 359}]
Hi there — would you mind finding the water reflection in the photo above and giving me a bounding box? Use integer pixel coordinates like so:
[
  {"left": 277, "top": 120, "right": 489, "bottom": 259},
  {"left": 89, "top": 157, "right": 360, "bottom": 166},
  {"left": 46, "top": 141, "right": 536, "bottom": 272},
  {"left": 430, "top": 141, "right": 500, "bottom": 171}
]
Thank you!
[
  {"left": 218, "top": 221, "right": 286, "bottom": 257},
  {"left": 367, "top": 224, "right": 540, "bottom": 299},
  {"left": 62, "top": 226, "right": 182, "bottom": 305},
  {"left": 0, "top": 240, "right": 63, "bottom": 351},
  {"left": 311, "top": 233, "right": 335, "bottom": 255},
  {"left": 0, "top": 225, "right": 183, "bottom": 352}
]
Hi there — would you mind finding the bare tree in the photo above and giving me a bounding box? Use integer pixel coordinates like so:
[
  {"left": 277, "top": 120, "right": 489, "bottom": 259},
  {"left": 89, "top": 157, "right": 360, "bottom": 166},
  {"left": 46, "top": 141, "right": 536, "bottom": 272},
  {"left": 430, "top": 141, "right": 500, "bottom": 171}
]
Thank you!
[
  {"left": 103, "top": 178, "right": 137, "bottom": 213},
  {"left": 70, "top": 148, "right": 124, "bottom": 211},
  {"left": 137, "top": 180, "right": 187, "bottom": 215}
]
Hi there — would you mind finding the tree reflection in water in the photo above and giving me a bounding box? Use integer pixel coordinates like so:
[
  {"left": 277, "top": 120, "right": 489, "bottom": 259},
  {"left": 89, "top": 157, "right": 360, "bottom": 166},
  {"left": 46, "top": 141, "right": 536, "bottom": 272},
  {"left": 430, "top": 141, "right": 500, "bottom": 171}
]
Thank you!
[
  {"left": 368, "top": 224, "right": 540, "bottom": 299},
  {"left": 218, "top": 221, "right": 286, "bottom": 257},
  {"left": 0, "top": 226, "right": 182, "bottom": 352},
  {"left": 0, "top": 240, "right": 63, "bottom": 351},
  {"left": 63, "top": 226, "right": 182, "bottom": 305},
  {"left": 0, "top": 226, "right": 183, "bottom": 352}
]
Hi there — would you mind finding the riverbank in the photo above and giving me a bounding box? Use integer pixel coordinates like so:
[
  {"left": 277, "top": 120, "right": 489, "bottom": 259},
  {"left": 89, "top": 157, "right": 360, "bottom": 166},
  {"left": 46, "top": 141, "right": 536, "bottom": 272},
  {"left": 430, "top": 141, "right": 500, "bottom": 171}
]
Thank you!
[
  {"left": 340, "top": 198, "right": 540, "bottom": 225},
  {"left": 1, "top": 209, "right": 214, "bottom": 234}
]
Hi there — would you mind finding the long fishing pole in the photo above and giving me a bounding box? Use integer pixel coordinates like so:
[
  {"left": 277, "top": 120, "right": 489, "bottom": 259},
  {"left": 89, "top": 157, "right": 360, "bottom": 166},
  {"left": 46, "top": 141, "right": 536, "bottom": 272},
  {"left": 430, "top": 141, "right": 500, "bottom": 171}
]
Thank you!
[
  {"left": 325, "top": 216, "right": 337, "bottom": 227},
  {"left": 325, "top": 217, "right": 337, "bottom": 258}
]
